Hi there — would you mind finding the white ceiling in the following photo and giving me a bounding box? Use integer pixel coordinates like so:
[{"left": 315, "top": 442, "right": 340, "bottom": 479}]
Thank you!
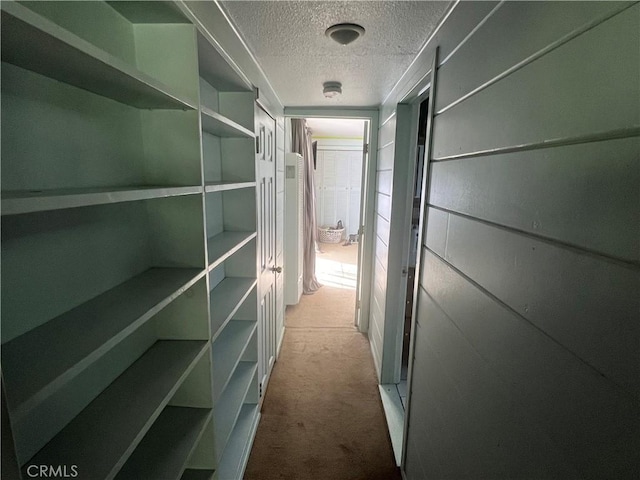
[
  {"left": 220, "top": 1, "right": 451, "bottom": 107},
  {"left": 306, "top": 117, "right": 365, "bottom": 138}
]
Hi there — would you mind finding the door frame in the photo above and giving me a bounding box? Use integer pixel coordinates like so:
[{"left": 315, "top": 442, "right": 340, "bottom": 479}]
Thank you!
[{"left": 284, "top": 107, "right": 379, "bottom": 334}]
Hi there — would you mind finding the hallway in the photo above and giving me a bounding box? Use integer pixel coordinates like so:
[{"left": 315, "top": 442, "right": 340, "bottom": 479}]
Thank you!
[{"left": 244, "top": 243, "right": 400, "bottom": 480}]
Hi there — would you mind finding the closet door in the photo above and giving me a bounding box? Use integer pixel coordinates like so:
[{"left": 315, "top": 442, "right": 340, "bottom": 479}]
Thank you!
[{"left": 256, "top": 105, "right": 278, "bottom": 397}]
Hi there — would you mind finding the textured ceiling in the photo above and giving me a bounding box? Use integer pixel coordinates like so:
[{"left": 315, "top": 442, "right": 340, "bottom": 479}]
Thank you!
[{"left": 220, "top": 1, "right": 451, "bottom": 107}]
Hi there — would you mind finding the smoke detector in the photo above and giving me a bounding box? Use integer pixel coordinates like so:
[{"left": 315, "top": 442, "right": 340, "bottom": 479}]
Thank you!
[
  {"left": 323, "top": 81, "right": 342, "bottom": 98},
  {"left": 325, "top": 23, "right": 365, "bottom": 46}
]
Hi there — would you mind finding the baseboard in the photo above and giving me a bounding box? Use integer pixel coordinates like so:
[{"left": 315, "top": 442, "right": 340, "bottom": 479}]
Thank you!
[
  {"left": 276, "top": 325, "right": 285, "bottom": 358},
  {"left": 378, "top": 384, "right": 404, "bottom": 467}
]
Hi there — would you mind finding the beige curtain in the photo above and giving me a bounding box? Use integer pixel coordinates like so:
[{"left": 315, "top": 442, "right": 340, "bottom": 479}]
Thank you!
[{"left": 291, "top": 119, "right": 321, "bottom": 294}]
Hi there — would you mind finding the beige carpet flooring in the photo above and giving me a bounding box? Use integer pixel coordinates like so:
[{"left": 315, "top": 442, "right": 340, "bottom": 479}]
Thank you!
[{"left": 244, "top": 245, "right": 400, "bottom": 480}]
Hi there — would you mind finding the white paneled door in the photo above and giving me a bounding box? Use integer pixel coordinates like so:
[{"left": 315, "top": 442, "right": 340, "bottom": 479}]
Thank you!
[{"left": 256, "top": 105, "right": 278, "bottom": 400}]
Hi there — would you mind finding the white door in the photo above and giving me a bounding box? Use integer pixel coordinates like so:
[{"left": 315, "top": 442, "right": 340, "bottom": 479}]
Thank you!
[
  {"left": 256, "top": 105, "right": 278, "bottom": 399},
  {"left": 355, "top": 120, "right": 370, "bottom": 327}
]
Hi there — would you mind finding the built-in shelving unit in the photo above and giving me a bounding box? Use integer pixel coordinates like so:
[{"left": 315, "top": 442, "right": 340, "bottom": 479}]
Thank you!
[
  {"left": 193, "top": 18, "right": 261, "bottom": 473},
  {"left": 1, "top": 1, "right": 262, "bottom": 478},
  {"left": 2, "top": 267, "right": 204, "bottom": 420},
  {"left": 215, "top": 403, "right": 260, "bottom": 480},
  {"left": 0, "top": 2, "right": 196, "bottom": 110},
  {"left": 24, "top": 341, "right": 208, "bottom": 479},
  {"left": 214, "top": 361, "right": 259, "bottom": 460},
  {"left": 212, "top": 320, "right": 258, "bottom": 402},
  {"left": 115, "top": 406, "right": 212, "bottom": 480}
]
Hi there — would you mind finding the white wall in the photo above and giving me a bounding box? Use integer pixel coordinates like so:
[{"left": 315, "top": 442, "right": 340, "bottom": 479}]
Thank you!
[{"left": 377, "top": 1, "right": 639, "bottom": 478}]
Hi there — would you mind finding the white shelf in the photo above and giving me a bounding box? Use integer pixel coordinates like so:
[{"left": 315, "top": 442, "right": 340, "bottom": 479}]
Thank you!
[
  {"left": 212, "top": 321, "right": 258, "bottom": 403},
  {"left": 1, "top": 186, "right": 203, "bottom": 216},
  {"left": 0, "top": 2, "right": 196, "bottom": 110},
  {"left": 213, "top": 361, "right": 257, "bottom": 460},
  {"left": 116, "top": 407, "right": 212, "bottom": 480},
  {"left": 215, "top": 404, "right": 259, "bottom": 480},
  {"left": 204, "top": 181, "right": 256, "bottom": 194},
  {"left": 182, "top": 469, "right": 215, "bottom": 480},
  {"left": 195, "top": 29, "right": 253, "bottom": 92},
  {"left": 207, "top": 231, "right": 256, "bottom": 269},
  {"left": 23, "top": 340, "right": 208, "bottom": 479},
  {"left": 201, "top": 107, "right": 255, "bottom": 138},
  {"left": 2, "top": 268, "right": 204, "bottom": 421},
  {"left": 210, "top": 278, "right": 256, "bottom": 340}
]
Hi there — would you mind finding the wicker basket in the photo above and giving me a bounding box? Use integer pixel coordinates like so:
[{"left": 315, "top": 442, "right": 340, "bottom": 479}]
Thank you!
[{"left": 318, "top": 226, "right": 345, "bottom": 244}]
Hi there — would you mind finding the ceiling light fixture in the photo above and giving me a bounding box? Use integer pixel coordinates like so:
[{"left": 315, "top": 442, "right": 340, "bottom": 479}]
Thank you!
[
  {"left": 325, "top": 23, "right": 365, "bottom": 46},
  {"left": 323, "top": 81, "right": 342, "bottom": 98}
]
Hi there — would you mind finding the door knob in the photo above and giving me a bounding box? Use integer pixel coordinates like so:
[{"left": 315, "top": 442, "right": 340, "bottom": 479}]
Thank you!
[{"left": 271, "top": 266, "right": 282, "bottom": 273}]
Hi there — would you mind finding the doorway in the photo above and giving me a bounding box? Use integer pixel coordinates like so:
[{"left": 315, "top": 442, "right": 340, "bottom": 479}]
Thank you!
[
  {"left": 308, "top": 117, "right": 366, "bottom": 299},
  {"left": 283, "top": 109, "right": 378, "bottom": 335},
  {"left": 398, "top": 99, "right": 429, "bottom": 407}
]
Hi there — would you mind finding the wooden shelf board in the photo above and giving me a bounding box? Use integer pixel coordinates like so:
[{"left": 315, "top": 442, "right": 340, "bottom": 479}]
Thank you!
[
  {"left": 2, "top": 268, "right": 204, "bottom": 421},
  {"left": 215, "top": 404, "right": 259, "bottom": 480},
  {"left": 115, "top": 407, "right": 212, "bottom": 480},
  {"left": 22, "top": 340, "right": 208, "bottom": 480},
  {"left": 201, "top": 107, "right": 254, "bottom": 138},
  {"left": 213, "top": 361, "right": 257, "bottom": 459},
  {"left": 210, "top": 278, "right": 257, "bottom": 340},
  {"left": 212, "top": 320, "right": 258, "bottom": 403},
  {"left": 207, "top": 231, "right": 256, "bottom": 270},
  {"left": 204, "top": 182, "right": 255, "bottom": 194},
  {"left": 194, "top": 30, "right": 253, "bottom": 93},
  {"left": 1, "top": 185, "right": 203, "bottom": 216},
  {"left": 182, "top": 469, "right": 215, "bottom": 480},
  {"left": 0, "top": 3, "right": 196, "bottom": 110}
]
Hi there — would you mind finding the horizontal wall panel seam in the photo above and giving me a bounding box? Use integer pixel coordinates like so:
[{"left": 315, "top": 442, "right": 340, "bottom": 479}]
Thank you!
[
  {"left": 432, "top": 126, "right": 640, "bottom": 162},
  {"left": 376, "top": 207, "right": 391, "bottom": 223},
  {"left": 439, "top": 0, "right": 505, "bottom": 67},
  {"left": 417, "top": 285, "right": 577, "bottom": 458},
  {"left": 423, "top": 246, "right": 636, "bottom": 400},
  {"left": 435, "top": 1, "right": 637, "bottom": 116},
  {"left": 377, "top": 141, "right": 395, "bottom": 152},
  {"left": 380, "top": 111, "right": 396, "bottom": 128},
  {"left": 427, "top": 204, "right": 640, "bottom": 269},
  {"left": 375, "top": 233, "right": 388, "bottom": 248}
]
